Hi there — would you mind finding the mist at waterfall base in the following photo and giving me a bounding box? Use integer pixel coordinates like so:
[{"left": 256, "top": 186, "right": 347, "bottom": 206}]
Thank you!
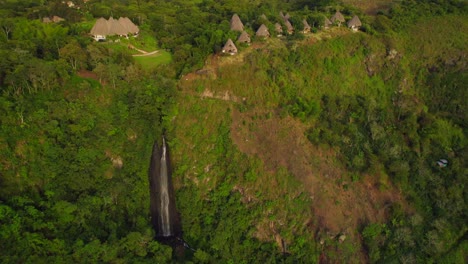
[{"left": 148, "top": 137, "right": 182, "bottom": 244}]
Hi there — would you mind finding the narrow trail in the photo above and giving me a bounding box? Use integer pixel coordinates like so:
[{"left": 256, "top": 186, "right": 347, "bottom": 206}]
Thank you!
[
  {"left": 128, "top": 44, "right": 160, "bottom": 57},
  {"left": 133, "top": 50, "right": 159, "bottom": 57}
]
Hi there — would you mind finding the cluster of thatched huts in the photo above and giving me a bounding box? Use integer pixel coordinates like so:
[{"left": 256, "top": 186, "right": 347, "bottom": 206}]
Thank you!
[
  {"left": 222, "top": 11, "right": 362, "bottom": 55},
  {"left": 221, "top": 14, "right": 248, "bottom": 55},
  {"left": 90, "top": 17, "right": 139, "bottom": 41},
  {"left": 329, "top": 11, "right": 362, "bottom": 31}
]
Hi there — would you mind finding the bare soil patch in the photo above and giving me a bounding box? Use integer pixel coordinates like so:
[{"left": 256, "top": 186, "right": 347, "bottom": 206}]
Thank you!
[
  {"left": 77, "top": 70, "right": 99, "bottom": 81},
  {"left": 230, "top": 108, "right": 407, "bottom": 243}
]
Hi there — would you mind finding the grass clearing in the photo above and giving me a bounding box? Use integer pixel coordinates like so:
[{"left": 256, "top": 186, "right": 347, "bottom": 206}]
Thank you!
[{"left": 133, "top": 50, "right": 172, "bottom": 69}]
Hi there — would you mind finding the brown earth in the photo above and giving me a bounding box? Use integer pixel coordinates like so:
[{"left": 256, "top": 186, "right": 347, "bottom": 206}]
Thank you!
[
  {"left": 230, "top": 108, "right": 407, "bottom": 244},
  {"left": 77, "top": 70, "right": 99, "bottom": 80}
]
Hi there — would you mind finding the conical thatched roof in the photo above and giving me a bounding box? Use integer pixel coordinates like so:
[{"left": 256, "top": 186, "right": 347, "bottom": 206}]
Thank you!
[
  {"left": 285, "top": 20, "right": 294, "bottom": 33},
  {"left": 280, "top": 11, "right": 291, "bottom": 22},
  {"left": 324, "top": 17, "right": 332, "bottom": 27},
  {"left": 91, "top": 17, "right": 109, "bottom": 36},
  {"left": 230, "top": 14, "right": 244, "bottom": 32},
  {"left": 260, "top": 14, "right": 267, "bottom": 20},
  {"left": 331, "top": 11, "right": 345, "bottom": 23},
  {"left": 108, "top": 17, "right": 128, "bottom": 36},
  {"left": 237, "top": 31, "right": 251, "bottom": 43},
  {"left": 90, "top": 17, "right": 139, "bottom": 39},
  {"left": 256, "top": 24, "right": 270, "bottom": 37},
  {"left": 222, "top": 38, "right": 237, "bottom": 54},
  {"left": 303, "top": 19, "right": 311, "bottom": 31},
  {"left": 119, "top": 17, "right": 139, "bottom": 34},
  {"left": 275, "top": 23, "right": 283, "bottom": 33},
  {"left": 347, "top": 15, "right": 362, "bottom": 28}
]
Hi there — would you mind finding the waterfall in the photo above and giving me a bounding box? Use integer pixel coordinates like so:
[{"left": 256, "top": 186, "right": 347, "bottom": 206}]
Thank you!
[
  {"left": 160, "top": 137, "right": 172, "bottom": 236},
  {"left": 148, "top": 136, "right": 181, "bottom": 239}
]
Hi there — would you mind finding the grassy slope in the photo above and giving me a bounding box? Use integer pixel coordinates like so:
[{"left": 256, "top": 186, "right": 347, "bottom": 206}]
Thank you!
[
  {"left": 171, "top": 31, "right": 376, "bottom": 261},
  {"left": 167, "top": 94, "right": 316, "bottom": 261},
  {"left": 133, "top": 50, "right": 173, "bottom": 69},
  {"left": 342, "top": 0, "right": 396, "bottom": 14},
  {"left": 169, "top": 15, "right": 467, "bottom": 262}
]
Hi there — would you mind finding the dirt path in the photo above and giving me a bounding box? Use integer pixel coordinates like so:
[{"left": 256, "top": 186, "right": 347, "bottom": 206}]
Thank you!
[
  {"left": 127, "top": 44, "right": 160, "bottom": 57},
  {"left": 132, "top": 50, "right": 159, "bottom": 57}
]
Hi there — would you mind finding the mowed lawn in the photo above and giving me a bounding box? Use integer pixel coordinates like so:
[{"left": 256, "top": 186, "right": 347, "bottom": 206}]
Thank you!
[{"left": 133, "top": 50, "right": 172, "bottom": 69}]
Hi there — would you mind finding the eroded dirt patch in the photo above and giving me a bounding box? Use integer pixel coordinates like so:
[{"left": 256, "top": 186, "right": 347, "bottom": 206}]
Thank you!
[
  {"left": 77, "top": 70, "right": 99, "bottom": 80},
  {"left": 230, "top": 108, "right": 406, "bottom": 240}
]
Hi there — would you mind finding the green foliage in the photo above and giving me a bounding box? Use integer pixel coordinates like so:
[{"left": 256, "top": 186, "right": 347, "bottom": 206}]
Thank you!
[
  {"left": 0, "top": 0, "right": 466, "bottom": 263},
  {"left": 59, "top": 39, "right": 87, "bottom": 70},
  {"left": 287, "top": 97, "right": 321, "bottom": 122},
  {"left": 386, "top": 0, "right": 467, "bottom": 31},
  {"left": 172, "top": 7, "right": 466, "bottom": 259},
  {"left": 0, "top": 61, "right": 175, "bottom": 262}
]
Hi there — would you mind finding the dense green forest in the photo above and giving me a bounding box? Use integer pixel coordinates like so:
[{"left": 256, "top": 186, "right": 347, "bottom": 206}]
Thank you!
[{"left": 0, "top": 0, "right": 466, "bottom": 263}]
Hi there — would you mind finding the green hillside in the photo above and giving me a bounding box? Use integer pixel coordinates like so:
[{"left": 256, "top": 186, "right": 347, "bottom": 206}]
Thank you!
[{"left": 0, "top": 0, "right": 466, "bottom": 263}]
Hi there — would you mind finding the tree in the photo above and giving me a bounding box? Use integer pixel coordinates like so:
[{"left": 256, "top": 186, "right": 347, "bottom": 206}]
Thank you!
[
  {"left": 0, "top": 18, "right": 15, "bottom": 41},
  {"left": 59, "top": 40, "right": 87, "bottom": 71}
]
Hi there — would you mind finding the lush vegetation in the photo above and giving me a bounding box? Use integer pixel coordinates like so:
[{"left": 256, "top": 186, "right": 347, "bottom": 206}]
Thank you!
[{"left": 0, "top": 0, "right": 466, "bottom": 263}]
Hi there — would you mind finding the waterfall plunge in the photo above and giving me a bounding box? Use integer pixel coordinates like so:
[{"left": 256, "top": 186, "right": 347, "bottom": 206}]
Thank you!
[
  {"left": 159, "top": 138, "right": 172, "bottom": 236},
  {"left": 148, "top": 136, "right": 181, "bottom": 239}
]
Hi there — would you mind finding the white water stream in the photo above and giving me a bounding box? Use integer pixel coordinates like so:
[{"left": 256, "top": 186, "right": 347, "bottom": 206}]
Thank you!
[{"left": 159, "top": 137, "right": 172, "bottom": 236}]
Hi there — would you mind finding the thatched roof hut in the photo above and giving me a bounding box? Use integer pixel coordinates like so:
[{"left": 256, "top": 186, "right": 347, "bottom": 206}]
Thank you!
[
  {"left": 119, "top": 17, "right": 139, "bottom": 34},
  {"left": 331, "top": 11, "right": 345, "bottom": 26},
  {"left": 347, "top": 15, "right": 362, "bottom": 31},
  {"left": 90, "top": 17, "right": 139, "bottom": 41},
  {"left": 230, "top": 14, "right": 244, "bottom": 32},
  {"left": 90, "top": 18, "right": 109, "bottom": 40},
  {"left": 260, "top": 14, "right": 267, "bottom": 20},
  {"left": 324, "top": 17, "right": 332, "bottom": 29},
  {"left": 256, "top": 24, "right": 270, "bottom": 38},
  {"left": 280, "top": 11, "right": 291, "bottom": 22},
  {"left": 302, "top": 19, "right": 311, "bottom": 33},
  {"left": 108, "top": 17, "right": 128, "bottom": 36},
  {"left": 275, "top": 23, "right": 283, "bottom": 35},
  {"left": 285, "top": 20, "right": 294, "bottom": 34},
  {"left": 222, "top": 38, "right": 237, "bottom": 55},
  {"left": 237, "top": 31, "right": 251, "bottom": 44}
]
